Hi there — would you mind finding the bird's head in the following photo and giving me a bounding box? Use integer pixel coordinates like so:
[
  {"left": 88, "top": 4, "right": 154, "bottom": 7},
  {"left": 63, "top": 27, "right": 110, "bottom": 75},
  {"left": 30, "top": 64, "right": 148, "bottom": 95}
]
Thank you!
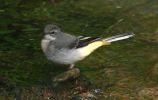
[{"left": 43, "top": 24, "right": 60, "bottom": 41}]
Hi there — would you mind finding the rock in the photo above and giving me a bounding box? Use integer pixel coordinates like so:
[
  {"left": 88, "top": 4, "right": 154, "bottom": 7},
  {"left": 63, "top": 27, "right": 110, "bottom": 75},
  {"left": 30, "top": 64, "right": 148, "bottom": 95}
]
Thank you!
[{"left": 52, "top": 68, "right": 80, "bottom": 83}]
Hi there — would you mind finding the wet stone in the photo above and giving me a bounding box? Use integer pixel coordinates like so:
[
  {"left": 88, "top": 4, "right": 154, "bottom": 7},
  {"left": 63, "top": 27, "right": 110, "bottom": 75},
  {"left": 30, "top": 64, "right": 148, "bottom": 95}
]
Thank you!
[{"left": 52, "top": 68, "right": 80, "bottom": 84}]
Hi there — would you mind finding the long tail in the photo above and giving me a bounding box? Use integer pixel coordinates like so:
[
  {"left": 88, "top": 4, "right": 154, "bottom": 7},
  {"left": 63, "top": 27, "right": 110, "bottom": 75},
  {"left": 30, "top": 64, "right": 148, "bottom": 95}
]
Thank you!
[{"left": 104, "top": 32, "right": 135, "bottom": 43}]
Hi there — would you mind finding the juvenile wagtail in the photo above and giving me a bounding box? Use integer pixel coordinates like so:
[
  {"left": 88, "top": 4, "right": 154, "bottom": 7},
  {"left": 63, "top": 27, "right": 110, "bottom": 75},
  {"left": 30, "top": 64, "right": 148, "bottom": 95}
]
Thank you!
[{"left": 41, "top": 24, "right": 134, "bottom": 69}]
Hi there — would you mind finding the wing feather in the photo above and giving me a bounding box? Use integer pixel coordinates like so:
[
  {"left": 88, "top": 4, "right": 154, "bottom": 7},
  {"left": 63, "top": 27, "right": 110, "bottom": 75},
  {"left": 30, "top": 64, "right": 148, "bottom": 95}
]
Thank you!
[{"left": 75, "top": 36, "right": 102, "bottom": 48}]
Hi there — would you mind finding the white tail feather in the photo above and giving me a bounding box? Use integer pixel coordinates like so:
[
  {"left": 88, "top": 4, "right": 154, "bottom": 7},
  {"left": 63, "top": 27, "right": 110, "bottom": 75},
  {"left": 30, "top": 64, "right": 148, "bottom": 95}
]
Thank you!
[{"left": 104, "top": 33, "right": 135, "bottom": 43}]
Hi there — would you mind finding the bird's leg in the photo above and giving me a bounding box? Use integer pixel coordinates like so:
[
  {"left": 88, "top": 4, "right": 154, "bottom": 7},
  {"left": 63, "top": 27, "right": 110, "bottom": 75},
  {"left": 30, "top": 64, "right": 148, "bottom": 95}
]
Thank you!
[{"left": 69, "top": 64, "right": 75, "bottom": 69}]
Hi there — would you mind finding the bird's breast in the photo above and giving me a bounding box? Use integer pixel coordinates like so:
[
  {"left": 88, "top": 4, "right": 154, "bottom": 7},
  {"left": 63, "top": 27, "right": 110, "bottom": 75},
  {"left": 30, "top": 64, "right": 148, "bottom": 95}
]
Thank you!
[{"left": 41, "top": 39, "right": 50, "bottom": 53}]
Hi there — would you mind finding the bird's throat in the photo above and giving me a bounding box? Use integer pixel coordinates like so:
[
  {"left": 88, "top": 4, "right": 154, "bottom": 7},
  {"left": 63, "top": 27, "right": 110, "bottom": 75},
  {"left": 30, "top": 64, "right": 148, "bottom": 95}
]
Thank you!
[{"left": 41, "top": 39, "right": 50, "bottom": 53}]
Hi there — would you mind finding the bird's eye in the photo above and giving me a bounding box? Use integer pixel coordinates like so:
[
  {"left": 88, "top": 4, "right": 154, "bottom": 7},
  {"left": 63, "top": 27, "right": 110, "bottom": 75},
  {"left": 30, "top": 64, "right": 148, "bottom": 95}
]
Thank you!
[
  {"left": 51, "top": 31, "right": 55, "bottom": 34},
  {"left": 50, "top": 30, "right": 58, "bottom": 34},
  {"left": 50, "top": 30, "right": 55, "bottom": 34}
]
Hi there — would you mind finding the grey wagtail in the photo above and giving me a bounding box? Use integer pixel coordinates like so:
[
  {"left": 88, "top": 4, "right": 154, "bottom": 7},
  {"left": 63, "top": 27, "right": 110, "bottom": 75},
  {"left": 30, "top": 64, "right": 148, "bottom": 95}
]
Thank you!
[{"left": 41, "top": 24, "right": 134, "bottom": 69}]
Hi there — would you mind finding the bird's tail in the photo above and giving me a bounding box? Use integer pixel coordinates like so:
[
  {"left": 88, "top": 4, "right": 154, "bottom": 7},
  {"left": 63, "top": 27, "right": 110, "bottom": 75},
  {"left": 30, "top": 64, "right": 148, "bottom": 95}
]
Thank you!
[{"left": 103, "top": 32, "right": 135, "bottom": 43}]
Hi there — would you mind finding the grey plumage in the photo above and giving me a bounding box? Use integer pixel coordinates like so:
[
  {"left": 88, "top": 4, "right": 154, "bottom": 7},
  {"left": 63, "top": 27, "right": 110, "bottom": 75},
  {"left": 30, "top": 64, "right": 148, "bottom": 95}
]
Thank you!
[
  {"left": 52, "top": 32, "right": 77, "bottom": 49},
  {"left": 42, "top": 24, "right": 80, "bottom": 65},
  {"left": 44, "top": 24, "right": 77, "bottom": 49}
]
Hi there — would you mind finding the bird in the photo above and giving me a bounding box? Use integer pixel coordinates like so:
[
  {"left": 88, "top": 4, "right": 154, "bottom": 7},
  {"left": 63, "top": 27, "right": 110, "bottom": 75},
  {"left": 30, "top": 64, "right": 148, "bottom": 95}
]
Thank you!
[{"left": 41, "top": 24, "right": 134, "bottom": 69}]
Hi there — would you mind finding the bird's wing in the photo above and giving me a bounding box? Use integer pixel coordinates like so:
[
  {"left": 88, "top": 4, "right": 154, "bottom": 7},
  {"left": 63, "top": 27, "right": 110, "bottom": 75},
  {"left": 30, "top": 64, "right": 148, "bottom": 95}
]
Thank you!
[
  {"left": 74, "top": 36, "right": 102, "bottom": 48},
  {"left": 47, "top": 32, "right": 102, "bottom": 49},
  {"left": 48, "top": 31, "right": 78, "bottom": 49}
]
